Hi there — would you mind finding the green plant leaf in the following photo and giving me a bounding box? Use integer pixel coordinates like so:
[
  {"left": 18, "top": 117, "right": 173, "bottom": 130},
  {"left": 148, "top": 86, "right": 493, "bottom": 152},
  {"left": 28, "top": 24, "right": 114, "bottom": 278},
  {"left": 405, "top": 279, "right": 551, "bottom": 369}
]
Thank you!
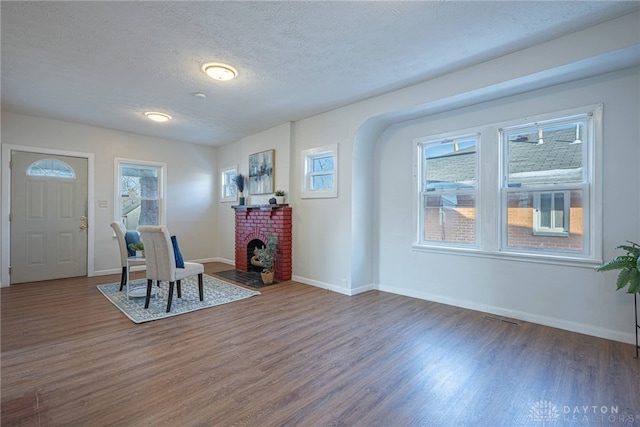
[
  {"left": 598, "top": 241, "right": 640, "bottom": 293},
  {"left": 627, "top": 268, "right": 640, "bottom": 293},
  {"left": 595, "top": 256, "right": 635, "bottom": 272},
  {"left": 615, "top": 268, "right": 632, "bottom": 290},
  {"left": 617, "top": 243, "right": 640, "bottom": 258},
  {"left": 627, "top": 279, "right": 640, "bottom": 294}
]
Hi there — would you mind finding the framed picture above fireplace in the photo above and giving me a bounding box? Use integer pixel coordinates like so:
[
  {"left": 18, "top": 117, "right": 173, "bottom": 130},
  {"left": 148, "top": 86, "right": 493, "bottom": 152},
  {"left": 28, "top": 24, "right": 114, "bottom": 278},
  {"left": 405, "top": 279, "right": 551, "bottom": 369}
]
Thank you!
[{"left": 248, "top": 149, "right": 274, "bottom": 195}]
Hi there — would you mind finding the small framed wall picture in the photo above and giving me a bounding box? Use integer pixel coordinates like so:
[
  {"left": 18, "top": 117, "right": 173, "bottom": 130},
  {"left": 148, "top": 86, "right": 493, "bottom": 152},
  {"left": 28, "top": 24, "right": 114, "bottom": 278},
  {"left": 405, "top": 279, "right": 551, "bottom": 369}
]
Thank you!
[{"left": 248, "top": 149, "right": 274, "bottom": 195}]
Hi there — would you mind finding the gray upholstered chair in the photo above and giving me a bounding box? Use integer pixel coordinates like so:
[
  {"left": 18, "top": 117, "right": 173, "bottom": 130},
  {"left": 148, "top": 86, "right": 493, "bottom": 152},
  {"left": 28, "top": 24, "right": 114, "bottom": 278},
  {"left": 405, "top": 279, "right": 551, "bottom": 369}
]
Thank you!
[
  {"left": 137, "top": 225, "right": 204, "bottom": 313},
  {"left": 111, "top": 222, "right": 146, "bottom": 291}
]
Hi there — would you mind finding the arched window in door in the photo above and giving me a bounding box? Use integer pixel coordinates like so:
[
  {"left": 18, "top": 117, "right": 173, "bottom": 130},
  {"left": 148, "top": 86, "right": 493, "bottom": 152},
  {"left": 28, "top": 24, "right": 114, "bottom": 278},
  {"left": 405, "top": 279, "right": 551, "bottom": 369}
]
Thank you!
[{"left": 26, "top": 159, "right": 76, "bottom": 178}]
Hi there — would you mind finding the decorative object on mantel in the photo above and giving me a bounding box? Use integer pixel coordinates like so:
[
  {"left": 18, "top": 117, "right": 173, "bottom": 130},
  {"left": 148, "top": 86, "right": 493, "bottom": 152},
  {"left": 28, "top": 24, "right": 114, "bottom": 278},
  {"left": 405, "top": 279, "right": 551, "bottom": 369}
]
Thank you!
[
  {"left": 274, "top": 189, "right": 285, "bottom": 205},
  {"left": 269, "top": 197, "right": 277, "bottom": 205},
  {"left": 249, "top": 149, "right": 274, "bottom": 195},
  {"left": 595, "top": 241, "right": 640, "bottom": 358},
  {"left": 253, "top": 231, "right": 278, "bottom": 285},
  {"left": 234, "top": 173, "right": 246, "bottom": 206}
]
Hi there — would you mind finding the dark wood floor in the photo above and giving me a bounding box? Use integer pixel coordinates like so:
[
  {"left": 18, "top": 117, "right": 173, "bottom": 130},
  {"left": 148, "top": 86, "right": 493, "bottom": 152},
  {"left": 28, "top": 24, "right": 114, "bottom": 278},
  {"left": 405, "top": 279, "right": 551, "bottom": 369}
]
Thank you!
[{"left": 2, "top": 262, "right": 639, "bottom": 427}]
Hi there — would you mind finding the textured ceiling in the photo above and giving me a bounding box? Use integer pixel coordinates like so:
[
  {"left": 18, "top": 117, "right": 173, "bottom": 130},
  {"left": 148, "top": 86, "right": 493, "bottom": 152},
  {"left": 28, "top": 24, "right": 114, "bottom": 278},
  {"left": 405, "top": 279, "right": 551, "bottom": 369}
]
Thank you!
[{"left": 2, "top": 1, "right": 639, "bottom": 147}]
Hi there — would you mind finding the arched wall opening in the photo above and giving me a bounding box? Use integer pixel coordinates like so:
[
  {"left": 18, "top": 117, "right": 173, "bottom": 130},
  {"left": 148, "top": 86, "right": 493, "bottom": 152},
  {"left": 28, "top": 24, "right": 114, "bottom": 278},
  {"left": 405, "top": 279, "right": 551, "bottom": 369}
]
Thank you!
[{"left": 349, "top": 46, "right": 639, "bottom": 291}]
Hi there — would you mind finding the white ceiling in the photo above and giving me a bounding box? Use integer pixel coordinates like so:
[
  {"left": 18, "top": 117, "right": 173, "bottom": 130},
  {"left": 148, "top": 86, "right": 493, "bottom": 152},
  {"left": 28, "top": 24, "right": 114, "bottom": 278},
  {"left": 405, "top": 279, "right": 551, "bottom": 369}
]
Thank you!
[{"left": 2, "top": 1, "right": 639, "bottom": 147}]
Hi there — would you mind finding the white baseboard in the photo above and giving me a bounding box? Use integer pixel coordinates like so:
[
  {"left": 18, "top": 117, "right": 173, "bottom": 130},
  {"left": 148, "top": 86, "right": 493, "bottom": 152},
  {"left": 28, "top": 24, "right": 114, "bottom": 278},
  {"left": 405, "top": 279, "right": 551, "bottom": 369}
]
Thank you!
[
  {"left": 192, "top": 257, "right": 228, "bottom": 265},
  {"left": 94, "top": 265, "right": 147, "bottom": 276},
  {"left": 93, "top": 268, "right": 125, "bottom": 276},
  {"left": 292, "top": 275, "right": 375, "bottom": 296},
  {"left": 377, "top": 283, "right": 636, "bottom": 345}
]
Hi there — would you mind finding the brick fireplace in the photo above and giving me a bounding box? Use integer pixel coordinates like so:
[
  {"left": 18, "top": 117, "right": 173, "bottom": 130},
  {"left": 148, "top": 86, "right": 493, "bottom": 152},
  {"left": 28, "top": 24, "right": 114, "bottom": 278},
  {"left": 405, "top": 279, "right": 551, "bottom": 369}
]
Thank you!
[{"left": 233, "top": 205, "right": 292, "bottom": 281}]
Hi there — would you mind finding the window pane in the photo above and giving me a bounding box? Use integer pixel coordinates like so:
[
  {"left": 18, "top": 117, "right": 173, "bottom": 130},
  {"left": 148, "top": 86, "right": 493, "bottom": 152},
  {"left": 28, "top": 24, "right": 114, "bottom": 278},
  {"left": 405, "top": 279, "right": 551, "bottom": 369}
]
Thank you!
[
  {"left": 507, "top": 190, "right": 582, "bottom": 251},
  {"left": 223, "top": 170, "right": 237, "bottom": 198},
  {"left": 119, "top": 163, "right": 161, "bottom": 230},
  {"left": 312, "top": 155, "right": 333, "bottom": 173},
  {"left": 121, "top": 165, "right": 158, "bottom": 198},
  {"left": 423, "top": 193, "right": 475, "bottom": 244},
  {"left": 120, "top": 199, "right": 158, "bottom": 230},
  {"left": 312, "top": 174, "right": 333, "bottom": 190},
  {"left": 224, "top": 185, "right": 237, "bottom": 198},
  {"left": 506, "top": 122, "right": 584, "bottom": 187},
  {"left": 27, "top": 159, "right": 75, "bottom": 178},
  {"left": 424, "top": 139, "right": 476, "bottom": 191}
]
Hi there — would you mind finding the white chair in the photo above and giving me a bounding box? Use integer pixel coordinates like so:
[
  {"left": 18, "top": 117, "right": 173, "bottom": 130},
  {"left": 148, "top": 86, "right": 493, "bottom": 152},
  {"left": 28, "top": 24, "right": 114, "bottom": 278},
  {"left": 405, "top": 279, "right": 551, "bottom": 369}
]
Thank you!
[
  {"left": 137, "top": 226, "right": 204, "bottom": 313},
  {"left": 111, "top": 222, "right": 146, "bottom": 292}
]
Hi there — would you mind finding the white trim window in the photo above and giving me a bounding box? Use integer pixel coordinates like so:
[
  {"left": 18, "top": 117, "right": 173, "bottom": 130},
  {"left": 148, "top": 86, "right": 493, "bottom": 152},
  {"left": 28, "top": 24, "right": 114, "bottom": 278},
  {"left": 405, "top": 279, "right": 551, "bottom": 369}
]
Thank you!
[
  {"left": 417, "top": 134, "right": 479, "bottom": 247},
  {"left": 115, "top": 158, "right": 166, "bottom": 231},
  {"left": 413, "top": 105, "right": 602, "bottom": 265},
  {"left": 500, "top": 108, "right": 599, "bottom": 258},
  {"left": 301, "top": 144, "right": 338, "bottom": 199},
  {"left": 220, "top": 166, "right": 237, "bottom": 202}
]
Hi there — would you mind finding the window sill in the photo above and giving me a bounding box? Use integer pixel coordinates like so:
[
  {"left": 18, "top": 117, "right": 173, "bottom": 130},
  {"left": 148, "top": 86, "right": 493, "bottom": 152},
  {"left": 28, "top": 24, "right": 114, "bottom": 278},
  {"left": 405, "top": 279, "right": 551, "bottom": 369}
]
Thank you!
[
  {"left": 411, "top": 244, "right": 601, "bottom": 269},
  {"left": 532, "top": 231, "right": 569, "bottom": 238}
]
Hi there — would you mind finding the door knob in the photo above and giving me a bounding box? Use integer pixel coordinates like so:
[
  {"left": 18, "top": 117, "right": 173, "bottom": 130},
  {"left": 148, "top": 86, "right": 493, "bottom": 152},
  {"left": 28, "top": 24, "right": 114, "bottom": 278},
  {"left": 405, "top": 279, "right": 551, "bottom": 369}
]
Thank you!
[
  {"left": 80, "top": 223, "right": 88, "bottom": 230},
  {"left": 80, "top": 215, "right": 87, "bottom": 221}
]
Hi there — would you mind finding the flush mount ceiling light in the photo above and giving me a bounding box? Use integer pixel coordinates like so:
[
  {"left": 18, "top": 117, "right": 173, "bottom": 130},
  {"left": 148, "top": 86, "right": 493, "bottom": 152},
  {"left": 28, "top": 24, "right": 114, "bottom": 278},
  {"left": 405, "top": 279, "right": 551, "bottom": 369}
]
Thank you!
[
  {"left": 144, "top": 112, "right": 172, "bottom": 122},
  {"left": 202, "top": 63, "right": 238, "bottom": 81}
]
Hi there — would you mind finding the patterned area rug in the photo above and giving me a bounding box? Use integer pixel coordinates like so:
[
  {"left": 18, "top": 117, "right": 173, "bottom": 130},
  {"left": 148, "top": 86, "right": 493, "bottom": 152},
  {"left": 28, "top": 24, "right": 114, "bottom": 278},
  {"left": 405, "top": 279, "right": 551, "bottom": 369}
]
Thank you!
[{"left": 97, "top": 274, "right": 260, "bottom": 323}]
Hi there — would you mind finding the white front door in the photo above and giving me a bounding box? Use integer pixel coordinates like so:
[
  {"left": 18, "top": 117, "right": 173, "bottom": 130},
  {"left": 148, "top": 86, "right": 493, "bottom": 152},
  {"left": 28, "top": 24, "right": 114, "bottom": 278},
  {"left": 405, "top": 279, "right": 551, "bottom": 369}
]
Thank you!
[{"left": 10, "top": 151, "right": 88, "bottom": 284}]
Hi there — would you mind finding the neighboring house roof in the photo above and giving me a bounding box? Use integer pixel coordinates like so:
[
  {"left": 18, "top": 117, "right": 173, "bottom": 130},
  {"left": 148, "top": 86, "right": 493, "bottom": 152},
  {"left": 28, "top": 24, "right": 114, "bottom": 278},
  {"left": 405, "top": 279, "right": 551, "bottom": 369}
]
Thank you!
[
  {"left": 426, "top": 148, "right": 476, "bottom": 189},
  {"left": 507, "top": 126, "right": 583, "bottom": 185},
  {"left": 426, "top": 126, "right": 583, "bottom": 189}
]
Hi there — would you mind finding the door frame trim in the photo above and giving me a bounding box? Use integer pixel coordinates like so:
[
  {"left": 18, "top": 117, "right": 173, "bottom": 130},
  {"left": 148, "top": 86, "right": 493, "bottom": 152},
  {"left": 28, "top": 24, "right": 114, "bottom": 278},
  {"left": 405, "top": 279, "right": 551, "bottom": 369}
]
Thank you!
[{"left": 1, "top": 144, "right": 95, "bottom": 287}]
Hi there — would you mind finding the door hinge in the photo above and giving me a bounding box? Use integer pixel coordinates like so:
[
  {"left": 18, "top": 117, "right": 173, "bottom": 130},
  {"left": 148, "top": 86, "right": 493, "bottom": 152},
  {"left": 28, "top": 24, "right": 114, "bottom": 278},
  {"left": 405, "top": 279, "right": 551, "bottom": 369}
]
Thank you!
[
  {"left": 9, "top": 160, "right": 12, "bottom": 169},
  {"left": 8, "top": 266, "right": 11, "bottom": 275},
  {"left": 8, "top": 213, "right": 11, "bottom": 222}
]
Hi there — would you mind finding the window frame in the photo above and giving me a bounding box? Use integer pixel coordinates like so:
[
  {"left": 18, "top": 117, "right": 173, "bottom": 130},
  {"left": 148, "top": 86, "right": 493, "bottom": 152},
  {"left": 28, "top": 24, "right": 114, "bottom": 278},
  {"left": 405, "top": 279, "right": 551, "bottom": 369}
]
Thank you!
[
  {"left": 416, "top": 133, "right": 480, "bottom": 248},
  {"left": 412, "top": 104, "right": 602, "bottom": 267},
  {"left": 301, "top": 144, "right": 338, "bottom": 199},
  {"left": 220, "top": 165, "right": 238, "bottom": 203},
  {"left": 499, "top": 109, "right": 598, "bottom": 260},
  {"left": 114, "top": 158, "right": 167, "bottom": 230}
]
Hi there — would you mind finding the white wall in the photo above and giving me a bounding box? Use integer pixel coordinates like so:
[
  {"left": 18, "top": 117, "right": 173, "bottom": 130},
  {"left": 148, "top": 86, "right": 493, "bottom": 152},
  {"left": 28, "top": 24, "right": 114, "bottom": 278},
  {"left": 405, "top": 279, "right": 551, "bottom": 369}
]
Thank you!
[
  {"left": 282, "top": 13, "right": 639, "bottom": 295},
  {"left": 280, "top": 11, "right": 639, "bottom": 343},
  {"left": 0, "top": 112, "right": 218, "bottom": 282},
  {"left": 214, "top": 122, "right": 291, "bottom": 264},
  {"left": 376, "top": 67, "right": 640, "bottom": 344}
]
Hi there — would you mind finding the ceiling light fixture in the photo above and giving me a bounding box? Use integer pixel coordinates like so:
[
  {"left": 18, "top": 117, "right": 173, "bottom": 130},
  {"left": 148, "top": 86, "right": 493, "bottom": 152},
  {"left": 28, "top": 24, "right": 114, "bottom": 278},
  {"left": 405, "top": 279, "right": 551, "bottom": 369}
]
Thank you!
[
  {"left": 202, "top": 63, "right": 238, "bottom": 81},
  {"left": 144, "top": 112, "right": 172, "bottom": 122}
]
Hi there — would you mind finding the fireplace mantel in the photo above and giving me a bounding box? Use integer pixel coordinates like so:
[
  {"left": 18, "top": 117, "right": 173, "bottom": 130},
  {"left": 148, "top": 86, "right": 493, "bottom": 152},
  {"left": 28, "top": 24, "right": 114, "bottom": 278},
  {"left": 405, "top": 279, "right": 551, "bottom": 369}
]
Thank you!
[{"left": 232, "top": 204, "right": 288, "bottom": 211}]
